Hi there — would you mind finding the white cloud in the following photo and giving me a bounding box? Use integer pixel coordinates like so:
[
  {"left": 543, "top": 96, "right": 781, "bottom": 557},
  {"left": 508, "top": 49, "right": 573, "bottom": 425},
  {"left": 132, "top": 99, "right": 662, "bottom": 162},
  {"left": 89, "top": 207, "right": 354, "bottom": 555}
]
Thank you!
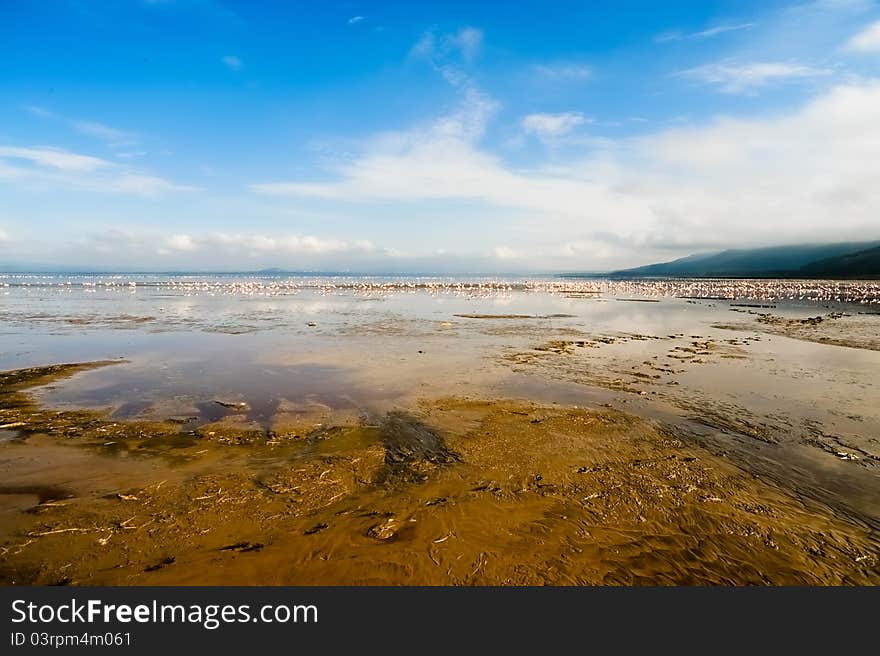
[
  {"left": 522, "top": 112, "right": 588, "bottom": 138},
  {"left": 72, "top": 120, "right": 137, "bottom": 146},
  {"left": 449, "top": 27, "right": 482, "bottom": 62},
  {"left": 409, "top": 33, "right": 436, "bottom": 59},
  {"left": 115, "top": 151, "right": 148, "bottom": 159},
  {"left": 47, "top": 228, "right": 392, "bottom": 269},
  {"left": 532, "top": 62, "right": 592, "bottom": 81},
  {"left": 656, "top": 22, "right": 756, "bottom": 42},
  {"left": 845, "top": 20, "right": 880, "bottom": 51},
  {"left": 813, "top": 0, "right": 874, "bottom": 11},
  {"left": 24, "top": 105, "right": 54, "bottom": 118},
  {"left": 167, "top": 234, "right": 198, "bottom": 252},
  {"left": 108, "top": 174, "right": 195, "bottom": 195},
  {"left": 0, "top": 146, "right": 110, "bottom": 172},
  {"left": 0, "top": 145, "right": 195, "bottom": 196},
  {"left": 0, "top": 228, "right": 9, "bottom": 243},
  {"left": 222, "top": 55, "right": 243, "bottom": 71},
  {"left": 159, "top": 232, "right": 374, "bottom": 256},
  {"left": 493, "top": 246, "right": 518, "bottom": 259},
  {"left": 250, "top": 79, "right": 880, "bottom": 267},
  {"left": 677, "top": 60, "right": 832, "bottom": 93},
  {"left": 348, "top": 16, "right": 364, "bottom": 25},
  {"left": 25, "top": 106, "right": 140, "bottom": 149},
  {"left": 252, "top": 86, "right": 500, "bottom": 200},
  {"left": 410, "top": 27, "right": 483, "bottom": 63},
  {"left": 697, "top": 22, "right": 756, "bottom": 38}
]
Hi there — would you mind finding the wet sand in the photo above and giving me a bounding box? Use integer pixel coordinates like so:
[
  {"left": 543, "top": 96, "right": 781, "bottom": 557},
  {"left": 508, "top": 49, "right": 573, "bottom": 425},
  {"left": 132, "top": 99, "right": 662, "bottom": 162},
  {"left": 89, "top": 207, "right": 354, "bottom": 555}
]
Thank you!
[
  {"left": 1, "top": 276, "right": 878, "bottom": 585},
  {"left": 0, "top": 362, "right": 877, "bottom": 585},
  {"left": 715, "top": 309, "right": 880, "bottom": 351}
]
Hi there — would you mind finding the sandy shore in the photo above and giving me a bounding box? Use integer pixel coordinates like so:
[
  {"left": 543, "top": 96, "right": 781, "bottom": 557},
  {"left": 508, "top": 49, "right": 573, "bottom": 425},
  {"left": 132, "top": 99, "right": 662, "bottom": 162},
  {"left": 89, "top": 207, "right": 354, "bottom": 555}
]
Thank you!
[{"left": 1, "top": 362, "right": 877, "bottom": 585}]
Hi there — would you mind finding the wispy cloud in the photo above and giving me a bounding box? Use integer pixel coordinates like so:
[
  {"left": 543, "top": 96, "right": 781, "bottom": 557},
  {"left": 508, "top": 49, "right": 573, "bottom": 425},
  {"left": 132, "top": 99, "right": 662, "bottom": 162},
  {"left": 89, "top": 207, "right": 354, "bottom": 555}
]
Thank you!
[
  {"left": 656, "top": 22, "right": 756, "bottom": 43},
  {"left": 0, "top": 145, "right": 195, "bottom": 196},
  {"left": 532, "top": 62, "right": 592, "bottom": 81},
  {"left": 110, "top": 174, "right": 195, "bottom": 196},
  {"left": 252, "top": 85, "right": 499, "bottom": 200},
  {"left": 159, "top": 232, "right": 375, "bottom": 256},
  {"left": 448, "top": 27, "right": 482, "bottom": 62},
  {"left": 348, "top": 16, "right": 364, "bottom": 26},
  {"left": 406, "top": 25, "right": 491, "bottom": 128},
  {"left": 677, "top": 60, "right": 832, "bottom": 93},
  {"left": 115, "top": 151, "right": 149, "bottom": 160},
  {"left": 24, "top": 105, "right": 54, "bottom": 118},
  {"left": 53, "top": 228, "right": 387, "bottom": 269},
  {"left": 0, "top": 146, "right": 110, "bottom": 172},
  {"left": 845, "top": 19, "right": 880, "bottom": 51},
  {"left": 410, "top": 27, "right": 483, "bottom": 64},
  {"left": 25, "top": 107, "right": 139, "bottom": 149},
  {"left": 72, "top": 121, "right": 138, "bottom": 147},
  {"left": 222, "top": 55, "right": 243, "bottom": 71},
  {"left": 522, "top": 112, "right": 589, "bottom": 138}
]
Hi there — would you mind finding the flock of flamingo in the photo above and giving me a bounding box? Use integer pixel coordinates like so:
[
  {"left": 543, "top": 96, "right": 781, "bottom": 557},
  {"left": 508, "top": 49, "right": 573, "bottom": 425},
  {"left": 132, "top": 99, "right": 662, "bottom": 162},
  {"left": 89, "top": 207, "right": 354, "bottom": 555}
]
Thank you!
[{"left": 1, "top": 274, "right": 879, "bottom": 305}]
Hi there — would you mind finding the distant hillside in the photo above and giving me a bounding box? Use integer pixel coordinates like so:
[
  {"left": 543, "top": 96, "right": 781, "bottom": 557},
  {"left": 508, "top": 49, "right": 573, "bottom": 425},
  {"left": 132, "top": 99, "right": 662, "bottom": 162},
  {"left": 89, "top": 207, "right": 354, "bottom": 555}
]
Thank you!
[
  {"left": 609, "top": 241, "right": 880, "bottom": 279},
  {"left": 799, "top": 245, "right": 880, "bottom": 278}
]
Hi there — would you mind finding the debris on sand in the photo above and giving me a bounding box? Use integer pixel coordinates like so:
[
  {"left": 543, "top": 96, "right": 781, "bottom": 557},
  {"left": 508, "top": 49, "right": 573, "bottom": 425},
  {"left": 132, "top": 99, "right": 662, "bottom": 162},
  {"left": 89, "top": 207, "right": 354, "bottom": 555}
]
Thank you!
[
  {"left": 214, "top": 399, "right": 250, "bottom": 411},
  {"left": 220, "top": 542, "right": 264, "bottom": 553},
  {"left": 144, "top": 556, "right": 176, "bottom": 572},
  {"left": 367, "top": 517, "right": 399, "bottom": 541},
  {"left": 304, "top": 523, "right": 329, "bottom": 535},
  {"left": 454, "top": 313, "right": 575, "bottom": 319}
]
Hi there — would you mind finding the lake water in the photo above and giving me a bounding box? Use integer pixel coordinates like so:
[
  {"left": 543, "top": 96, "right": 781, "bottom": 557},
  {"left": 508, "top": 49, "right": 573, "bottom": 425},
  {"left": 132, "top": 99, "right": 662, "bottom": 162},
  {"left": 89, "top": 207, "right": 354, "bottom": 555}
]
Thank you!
[{"left": 2, "top": 273, "right": 879, "bottom": 529}]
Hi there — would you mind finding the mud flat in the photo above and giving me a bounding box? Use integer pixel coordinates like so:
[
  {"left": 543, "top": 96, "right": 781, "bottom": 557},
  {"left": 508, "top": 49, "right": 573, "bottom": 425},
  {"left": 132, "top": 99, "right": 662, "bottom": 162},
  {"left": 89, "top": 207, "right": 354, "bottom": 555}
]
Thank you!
[
  {"left": 0, "top": 363, "right": 877, "bottom": 585},
  {"left": 716, "top": 310, "right": 880, "bottom": 351},
  {"left": 501, "top": 319, "right": 880, "bottom": 530}
]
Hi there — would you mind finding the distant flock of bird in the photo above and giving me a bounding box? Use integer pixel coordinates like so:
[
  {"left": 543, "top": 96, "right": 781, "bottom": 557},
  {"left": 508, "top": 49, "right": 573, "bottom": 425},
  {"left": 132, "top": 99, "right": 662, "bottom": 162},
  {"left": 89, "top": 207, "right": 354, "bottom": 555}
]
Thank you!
[{"left": 1, "top": 274, "right": 878, "bottom": 304}]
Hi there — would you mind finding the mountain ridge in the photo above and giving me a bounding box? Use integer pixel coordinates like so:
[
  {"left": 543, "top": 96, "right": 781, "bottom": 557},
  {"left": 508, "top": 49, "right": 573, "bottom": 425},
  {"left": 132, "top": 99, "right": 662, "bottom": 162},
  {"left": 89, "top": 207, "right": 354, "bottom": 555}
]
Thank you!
[{"left": 605, "top": 241, "right": 880, "bottom": 279}]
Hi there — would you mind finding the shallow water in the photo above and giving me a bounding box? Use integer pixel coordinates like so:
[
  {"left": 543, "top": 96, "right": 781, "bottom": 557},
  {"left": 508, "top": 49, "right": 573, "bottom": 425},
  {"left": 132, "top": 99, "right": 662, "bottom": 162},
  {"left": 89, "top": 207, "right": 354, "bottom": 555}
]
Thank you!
[{"left": 1, "top": 274, "right": 879, "bottom": 531}]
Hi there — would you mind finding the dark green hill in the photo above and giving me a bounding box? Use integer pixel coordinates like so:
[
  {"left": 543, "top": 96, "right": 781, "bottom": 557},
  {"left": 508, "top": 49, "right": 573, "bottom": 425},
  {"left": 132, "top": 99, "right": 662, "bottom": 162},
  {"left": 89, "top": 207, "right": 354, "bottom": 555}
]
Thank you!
[
  {"left": 799, "top": 245, "right": 880, "bottom": 278},
  {"left": 609, "top": 241, "right": 880, "bottom": 278}
]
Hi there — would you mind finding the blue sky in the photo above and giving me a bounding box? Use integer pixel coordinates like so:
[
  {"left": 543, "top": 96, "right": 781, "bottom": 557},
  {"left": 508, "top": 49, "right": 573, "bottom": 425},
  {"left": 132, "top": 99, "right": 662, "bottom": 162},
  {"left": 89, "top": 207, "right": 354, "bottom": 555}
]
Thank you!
[{"left": 2, "top": 0, "right": 880, "bottom": 272}]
